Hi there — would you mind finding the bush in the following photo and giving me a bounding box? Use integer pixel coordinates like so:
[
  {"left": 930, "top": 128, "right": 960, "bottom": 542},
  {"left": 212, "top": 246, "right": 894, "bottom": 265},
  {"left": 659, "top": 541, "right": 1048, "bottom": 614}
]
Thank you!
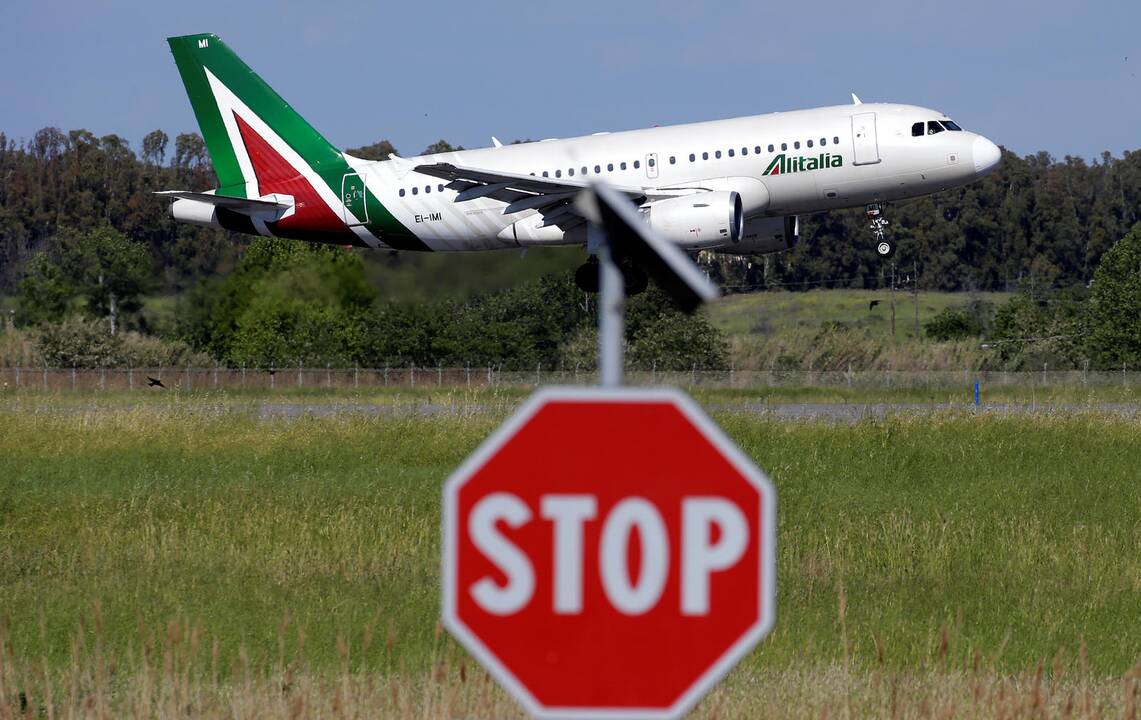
[
  {"left": 924, "top": 299, "right": 993, "bottom": 341},
  {"left": 35, "top": 318, "right": 211, "bottom": 368},
  {"left": 924, "top": 308, "right": 979, "bottom": 341},
  {"left": 1087, "top": 222, "right": 1141, "bottom": 368}
]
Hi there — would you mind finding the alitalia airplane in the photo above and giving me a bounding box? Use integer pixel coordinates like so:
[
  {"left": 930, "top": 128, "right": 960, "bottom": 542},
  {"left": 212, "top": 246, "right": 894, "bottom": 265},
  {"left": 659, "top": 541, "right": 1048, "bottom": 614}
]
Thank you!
[{"left": 160, "top": 33, "right": 1001, "bottom": 292}]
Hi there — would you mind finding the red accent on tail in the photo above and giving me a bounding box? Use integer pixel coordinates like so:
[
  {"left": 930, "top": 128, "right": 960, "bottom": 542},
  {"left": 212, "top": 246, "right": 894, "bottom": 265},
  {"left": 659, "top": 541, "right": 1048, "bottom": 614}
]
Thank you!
[{"left": 233, "top": 113, "right": 353, "bottom": 237}]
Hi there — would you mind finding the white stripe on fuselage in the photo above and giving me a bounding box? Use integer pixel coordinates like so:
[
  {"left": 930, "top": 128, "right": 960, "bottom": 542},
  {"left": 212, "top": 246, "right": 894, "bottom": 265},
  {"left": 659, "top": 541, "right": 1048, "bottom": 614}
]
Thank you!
[{"left": 203, "top": 68, "right": 383, "bottom": 248}]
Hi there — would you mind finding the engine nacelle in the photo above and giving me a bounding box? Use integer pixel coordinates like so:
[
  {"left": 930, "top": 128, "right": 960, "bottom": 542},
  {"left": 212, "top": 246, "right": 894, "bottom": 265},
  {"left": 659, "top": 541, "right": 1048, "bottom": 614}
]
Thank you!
[
  {"left": 643, "top": 191, "right": 743, "bottom": 249},
  {"left": 718, "top": 215, "right": 800, "bottom": 255}
]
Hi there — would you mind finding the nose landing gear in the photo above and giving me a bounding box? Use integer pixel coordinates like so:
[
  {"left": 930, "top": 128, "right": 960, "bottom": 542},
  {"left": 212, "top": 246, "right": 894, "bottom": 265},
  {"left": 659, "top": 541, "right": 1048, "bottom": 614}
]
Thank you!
[{"left": 866, "top": 203, "right": 895, "bottom": 259}]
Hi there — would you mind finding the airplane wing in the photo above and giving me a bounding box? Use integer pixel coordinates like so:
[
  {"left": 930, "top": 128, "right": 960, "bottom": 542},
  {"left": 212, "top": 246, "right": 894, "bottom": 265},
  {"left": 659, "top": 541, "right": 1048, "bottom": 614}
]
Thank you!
[{"left": 414, "top": 162, "right": 648, "bottom": 229}]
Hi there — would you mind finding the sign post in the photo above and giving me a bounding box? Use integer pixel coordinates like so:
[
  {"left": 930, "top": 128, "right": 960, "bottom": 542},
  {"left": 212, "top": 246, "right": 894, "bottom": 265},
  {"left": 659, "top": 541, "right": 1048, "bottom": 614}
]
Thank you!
[{"left": 441, "top": 184, "right": 774, "bottom": 719}]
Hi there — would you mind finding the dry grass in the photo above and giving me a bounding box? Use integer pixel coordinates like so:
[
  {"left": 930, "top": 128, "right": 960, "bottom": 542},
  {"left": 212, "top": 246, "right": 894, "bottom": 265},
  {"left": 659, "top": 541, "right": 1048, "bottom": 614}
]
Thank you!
[{"left": 1, "top": 618, "right": 1137, "bottom": 719}]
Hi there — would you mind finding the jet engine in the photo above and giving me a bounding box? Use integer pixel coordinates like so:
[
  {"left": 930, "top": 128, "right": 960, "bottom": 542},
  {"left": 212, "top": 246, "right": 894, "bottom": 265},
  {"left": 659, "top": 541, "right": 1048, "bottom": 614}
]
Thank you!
[
  {"left": 718, "top": 215, "right": 800, "bottom": 255},
  {"left": 643, "top": 191, "right": 743, "bottom": 249}
]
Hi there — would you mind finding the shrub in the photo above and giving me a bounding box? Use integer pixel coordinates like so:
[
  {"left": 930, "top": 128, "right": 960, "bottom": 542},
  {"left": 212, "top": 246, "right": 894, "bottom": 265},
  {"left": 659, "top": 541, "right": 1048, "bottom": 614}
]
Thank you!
[{"left": 35, "top": 318, "right": 212, "bottom": 368}]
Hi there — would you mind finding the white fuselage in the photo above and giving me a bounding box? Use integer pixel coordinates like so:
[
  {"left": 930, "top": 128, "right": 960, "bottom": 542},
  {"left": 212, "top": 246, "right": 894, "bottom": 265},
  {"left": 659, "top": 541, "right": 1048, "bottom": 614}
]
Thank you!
[{"left": 344, "top": 102, "right": 1000, "bottom": 252}]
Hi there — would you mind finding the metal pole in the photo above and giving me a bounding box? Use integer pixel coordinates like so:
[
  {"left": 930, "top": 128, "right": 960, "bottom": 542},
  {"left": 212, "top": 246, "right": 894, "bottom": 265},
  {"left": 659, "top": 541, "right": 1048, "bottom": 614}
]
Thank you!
[{"left": 598, "top": 242, "right": 625, "bottom": 388}]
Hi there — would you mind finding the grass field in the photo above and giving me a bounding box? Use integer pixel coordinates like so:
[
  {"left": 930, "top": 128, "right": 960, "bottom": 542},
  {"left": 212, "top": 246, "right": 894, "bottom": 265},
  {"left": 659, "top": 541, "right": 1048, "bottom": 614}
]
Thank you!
[
  {"left": 0, "top": 395, "right": 1138, "bottom": 717},
  {"left": 708, "top": 289, "right": 1012, "bottom": 340}
]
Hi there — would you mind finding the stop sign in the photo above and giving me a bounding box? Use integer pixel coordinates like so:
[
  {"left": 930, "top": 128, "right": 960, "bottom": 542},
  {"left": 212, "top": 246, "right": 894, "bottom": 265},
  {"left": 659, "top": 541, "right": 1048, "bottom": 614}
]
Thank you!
[{"left": 442, "top": 387, "right": 776, "bottom": 719}]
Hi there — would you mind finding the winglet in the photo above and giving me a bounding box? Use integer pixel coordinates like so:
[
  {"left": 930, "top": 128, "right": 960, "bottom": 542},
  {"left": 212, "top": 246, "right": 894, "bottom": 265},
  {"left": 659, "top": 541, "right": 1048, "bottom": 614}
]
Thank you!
[
  {"left": 491, "top": 136, "right": 503, "bottom": 148},
  {"left": 851, "top": 93, "right": 862, "bottom": 105}
]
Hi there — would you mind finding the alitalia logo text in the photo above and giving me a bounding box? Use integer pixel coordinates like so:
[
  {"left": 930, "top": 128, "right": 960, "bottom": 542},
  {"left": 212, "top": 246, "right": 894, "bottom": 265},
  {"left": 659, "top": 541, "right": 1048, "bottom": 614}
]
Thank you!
[{"left": 763, "top": 153, "right": 843, "bottom": 176}]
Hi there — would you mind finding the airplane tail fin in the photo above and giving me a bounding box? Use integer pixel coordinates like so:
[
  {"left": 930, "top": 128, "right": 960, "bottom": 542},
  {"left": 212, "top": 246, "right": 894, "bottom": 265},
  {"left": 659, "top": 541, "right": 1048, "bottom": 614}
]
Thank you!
[{"left": 166, "top": 33, "right": 344, "bottom": 197}]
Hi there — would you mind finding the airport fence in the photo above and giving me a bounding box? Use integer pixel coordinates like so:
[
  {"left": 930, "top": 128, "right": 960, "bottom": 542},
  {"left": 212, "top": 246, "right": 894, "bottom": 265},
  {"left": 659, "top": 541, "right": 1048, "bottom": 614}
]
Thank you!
[{"left": 0, "top": 365, "right": 1138, "bottom": 392}]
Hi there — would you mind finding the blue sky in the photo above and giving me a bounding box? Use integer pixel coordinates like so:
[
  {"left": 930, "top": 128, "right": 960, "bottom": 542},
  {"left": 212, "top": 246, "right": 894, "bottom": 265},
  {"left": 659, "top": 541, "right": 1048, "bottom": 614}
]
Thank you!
[{"left": 3, "top": 0, "right": 1138, "bottom": 160}]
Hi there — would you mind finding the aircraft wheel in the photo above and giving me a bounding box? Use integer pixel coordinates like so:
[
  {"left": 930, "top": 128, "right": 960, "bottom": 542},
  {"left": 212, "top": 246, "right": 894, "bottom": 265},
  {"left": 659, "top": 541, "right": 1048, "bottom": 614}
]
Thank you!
[
  {"left": 875, "top": 239, "right": 895, "bottom": 259},
  {"left": 574, "top": 258, "right": 600, "bottom": 293}
]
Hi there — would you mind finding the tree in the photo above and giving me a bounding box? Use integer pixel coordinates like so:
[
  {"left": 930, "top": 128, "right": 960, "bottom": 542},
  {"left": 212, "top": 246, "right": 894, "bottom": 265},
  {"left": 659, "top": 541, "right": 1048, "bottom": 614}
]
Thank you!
[
  {"left": 141, "top": 129, "right": 169, "bottom": 166},
  {"left": 625, "top": 286, "right": 729, "bottom": 370},
  {"left": 15, "top": 252, "right": 72, "bottom": 326},
  {"left": 345, "top": 139, "right": 398, "bottom": 160},
  {"left": 422, "top": 140, "right": 463, "bottom": 155},
  {"left": 1087, "top": 223, "right": 1141, "bottom": 368},
  {"left": 58, "top": 226, "right": 151, "bottom": 335},
  {"left": 180, "top": 237, "right": 378, "bottom": 367}
]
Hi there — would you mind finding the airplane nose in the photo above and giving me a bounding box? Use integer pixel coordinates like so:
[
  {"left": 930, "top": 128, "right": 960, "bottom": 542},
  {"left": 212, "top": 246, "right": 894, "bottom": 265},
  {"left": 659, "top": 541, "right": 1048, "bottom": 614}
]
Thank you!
[{"left": 972, "top": 136, "right": 1001, "bottom": 176}]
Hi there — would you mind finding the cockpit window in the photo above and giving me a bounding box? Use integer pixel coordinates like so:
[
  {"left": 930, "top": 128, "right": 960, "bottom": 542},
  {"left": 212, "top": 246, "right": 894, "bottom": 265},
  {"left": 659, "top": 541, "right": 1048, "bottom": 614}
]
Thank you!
[
  {"left": 927, "top": 121, "right": 945, "bottom": 135},
  {"left": 912, "top": 122, "right": 924, "bottom": 137},
  {"left": 942, "top": 120, "right": 963, "bottom": 131}
]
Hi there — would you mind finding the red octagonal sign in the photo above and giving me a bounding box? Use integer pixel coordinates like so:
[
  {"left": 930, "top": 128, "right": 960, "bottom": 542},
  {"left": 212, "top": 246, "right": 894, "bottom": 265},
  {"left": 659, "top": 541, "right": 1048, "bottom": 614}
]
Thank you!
[{"left": 443, "top": 387, "right": 776, "bottom": 719}]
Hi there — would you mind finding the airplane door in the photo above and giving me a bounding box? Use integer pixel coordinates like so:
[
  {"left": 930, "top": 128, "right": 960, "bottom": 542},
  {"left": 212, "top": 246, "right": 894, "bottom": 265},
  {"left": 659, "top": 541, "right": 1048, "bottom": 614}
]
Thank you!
[
  {"left": 851, "top": 112, "right": 881, "bottom": 166},
  {"left": 645, "top": 152, "right": 659, "bottom": 179},
  {"left": 341, "top": 173, "right": 369, "bottom": 226}
]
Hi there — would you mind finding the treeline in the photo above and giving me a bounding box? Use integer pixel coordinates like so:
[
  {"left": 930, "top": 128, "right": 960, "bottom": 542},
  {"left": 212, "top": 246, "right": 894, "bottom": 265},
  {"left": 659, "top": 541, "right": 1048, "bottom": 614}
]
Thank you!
[
  {"left": 2, "top": 126, "right": 1140, "bottom": 296},
  {"left": 0, "top": 128, "right": 464, "bottom": 296},
  {"left": 8, "top": 233, "right": 728, "bottom": 370}
]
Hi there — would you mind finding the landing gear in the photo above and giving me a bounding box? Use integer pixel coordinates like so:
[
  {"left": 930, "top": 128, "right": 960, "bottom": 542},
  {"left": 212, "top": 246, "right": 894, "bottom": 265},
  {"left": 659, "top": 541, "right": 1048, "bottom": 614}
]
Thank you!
[
  {"left": 574, "top": 256, "right": 649, "bottom": 296},
  {"left": 866, "top": 203, "right": 895, "bottom": 259},
  {"left": 574, "top": 257, "right": 600, "bottom": 293}
]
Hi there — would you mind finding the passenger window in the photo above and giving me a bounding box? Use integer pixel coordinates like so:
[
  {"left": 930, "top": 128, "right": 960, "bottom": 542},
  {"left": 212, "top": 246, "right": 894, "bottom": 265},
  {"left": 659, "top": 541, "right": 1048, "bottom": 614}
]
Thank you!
[
  {"left": 794, "top": 141, "right": 800, "bottom": 149},
  {"left": 702, "top": 152, "right": 709, "bottom": 160},
  {"left": 781, "top": 143, "right": 787, "bottom": 151},
  {"left": 621, "top": 162, "right": 627, "bottom": 170},
  {"left": 755, "top": 145, "right": 762, "bottom": 154},
  {"left": 594, "top": 165, "right": 601, "bottom": 173},
  {"left": 411, "top": 187, "right": 418, "bottom": 195},
  {"left": 399, "top": 188, "right": 405, "bottom": 197},
  {"left": 742, "top": 147, "right": 749, "bottom": 155},
  {"left": 820, "top": 137, "right": 827, "bottom": 146},
  {"left": 728, "top": 149, "right": 735, "bottom": 157},
  {"left": 648, "top": 157, "right": 656, "bottom": 167},
  {"left": 556, "top": 170, "right": 562, "bottom": 178},
  {"left": 438, "top": 184, "right": 444, "bottom": 191},
  {"left": 543, "top": 171, "right": 549, "bottom": 177},
  {"left": 633, "top": 160, "right": 640, "bottom": 169},
  {"left": 608, "top": 163, "right": 614, "bottom": 171},
  {"left": 912, "top": 122, "right": 924, "bottom": 137},
  {"left": 927, "top": 121, "right": 944, "bottom": 135},
  {"left": 833, "top": 136, "right": 840, "bottom": 144},
  {"left": 581, "top": 166, "right": 588, "bottom": 175},
  {"left": 807, "top": 140, "right": 813, "bottom": 148},
  {"left": 425, "top": 185, "right": 431, "bottom": 193},
  {"left": 669, "top": 156, "right": 676, "bottom": 164},
  {"left": 689, "top": 153, "right": 696, "bottom": 162},
  {"left": 569, "top": 168, "right": 575, "bottom": 176},
  {"left": 715, "top": 150, "right": 722, "bottom": 159},
  {"left": 768, "top": 144, "right": 774, "bottom": 152}
]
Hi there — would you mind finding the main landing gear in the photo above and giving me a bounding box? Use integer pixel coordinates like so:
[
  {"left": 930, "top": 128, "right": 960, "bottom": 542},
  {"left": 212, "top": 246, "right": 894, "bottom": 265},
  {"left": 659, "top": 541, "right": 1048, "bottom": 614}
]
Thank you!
[
  {"left": 574, "top": 256, "right": 649, "bottom": 296},
  {"left": 866, "top": 203, "right": 895, "bottom": 259}
]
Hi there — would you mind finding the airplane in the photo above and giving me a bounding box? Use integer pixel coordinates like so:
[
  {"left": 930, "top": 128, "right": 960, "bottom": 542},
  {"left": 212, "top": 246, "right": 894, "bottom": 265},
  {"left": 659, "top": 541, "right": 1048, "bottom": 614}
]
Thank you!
[{"left": 159, "top": 33, "right": 1002, "bottom": 293}]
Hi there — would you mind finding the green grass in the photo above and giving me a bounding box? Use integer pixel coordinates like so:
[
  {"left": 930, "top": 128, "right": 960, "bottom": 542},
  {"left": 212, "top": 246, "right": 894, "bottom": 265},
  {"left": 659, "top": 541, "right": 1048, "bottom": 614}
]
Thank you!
[
  {"left": 709, "top": 289, "right": 1012, "bottom": 340},
  {"left": 1, "top": 398, "right": 1137, "bottom": 683},
  {"left": 2, "top": 379, "right": 1137, "bottom": 409}
]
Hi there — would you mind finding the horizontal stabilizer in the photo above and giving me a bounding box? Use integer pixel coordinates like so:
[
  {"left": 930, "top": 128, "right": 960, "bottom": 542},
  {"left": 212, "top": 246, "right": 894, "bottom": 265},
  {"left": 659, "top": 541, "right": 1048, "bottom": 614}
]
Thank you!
[{"left": 154, "top": 190, "right": 289, "bottom": 212}]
